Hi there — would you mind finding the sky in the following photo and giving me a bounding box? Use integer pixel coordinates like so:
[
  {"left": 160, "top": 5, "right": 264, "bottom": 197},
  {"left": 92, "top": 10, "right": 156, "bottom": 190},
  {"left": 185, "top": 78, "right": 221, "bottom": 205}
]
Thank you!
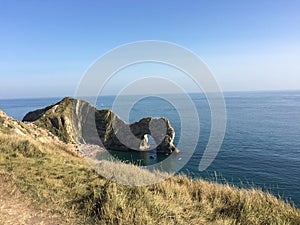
[{"left": 0, "top": 0, "right": 299, "bottom": 98}]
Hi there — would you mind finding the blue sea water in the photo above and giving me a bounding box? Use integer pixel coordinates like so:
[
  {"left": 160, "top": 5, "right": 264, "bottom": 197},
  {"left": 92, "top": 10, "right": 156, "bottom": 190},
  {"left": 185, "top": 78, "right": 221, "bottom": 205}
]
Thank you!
[{"left": 1, "top": 91, "right": 300, "bottom": 206}]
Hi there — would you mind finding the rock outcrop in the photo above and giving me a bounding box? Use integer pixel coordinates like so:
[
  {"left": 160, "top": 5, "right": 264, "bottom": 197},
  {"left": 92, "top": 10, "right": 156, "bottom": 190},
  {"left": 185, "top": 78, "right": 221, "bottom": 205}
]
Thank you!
[
  {"left": 0, "top": 108, "right": 75, "bottom": 152},
  {"left": 23, "top": 97, "right": 177, "bottom": 154},
  {"left": 0, "top": 109, "right": 7, "bottom": 118}
]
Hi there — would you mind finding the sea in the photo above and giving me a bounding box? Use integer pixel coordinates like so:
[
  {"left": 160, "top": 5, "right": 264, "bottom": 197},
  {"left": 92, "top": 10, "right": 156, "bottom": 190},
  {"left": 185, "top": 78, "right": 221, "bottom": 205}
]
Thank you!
[{"left": 1, "top": 90, "right": 300, "bottom": 206}]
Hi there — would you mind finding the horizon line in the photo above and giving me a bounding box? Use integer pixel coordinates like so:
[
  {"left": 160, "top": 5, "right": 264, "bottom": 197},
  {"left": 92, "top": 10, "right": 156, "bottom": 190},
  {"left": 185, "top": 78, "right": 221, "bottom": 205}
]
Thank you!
[{"left": 1, "top": 88, "right": 300, "bottom": 100}]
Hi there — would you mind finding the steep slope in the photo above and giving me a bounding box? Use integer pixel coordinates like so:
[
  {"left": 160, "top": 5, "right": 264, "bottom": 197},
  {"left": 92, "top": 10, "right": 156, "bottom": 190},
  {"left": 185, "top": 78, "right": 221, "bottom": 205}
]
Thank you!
[
  {"left": 1, "top": 109, "right": 300, "bottom": 224},
  {"left": 23, "top": 97, "right": 177, "bottom": 154},
  {"left": 0, "top": 109, "right": 7, "bottom": 118},
  {"left": 0, "top": 107, "right": 73, "bottom": 150}
]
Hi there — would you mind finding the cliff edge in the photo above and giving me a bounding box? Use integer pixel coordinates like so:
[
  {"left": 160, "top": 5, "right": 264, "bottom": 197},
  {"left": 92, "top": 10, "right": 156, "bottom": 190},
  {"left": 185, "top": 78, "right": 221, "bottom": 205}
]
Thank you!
[{"left": 23, "top": 97, "right": 177, "bottom": 154}]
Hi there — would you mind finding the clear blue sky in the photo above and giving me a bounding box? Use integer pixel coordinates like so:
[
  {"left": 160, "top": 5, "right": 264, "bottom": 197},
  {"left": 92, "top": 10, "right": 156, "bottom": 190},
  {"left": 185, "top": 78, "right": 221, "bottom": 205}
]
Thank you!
[{"left": 0, "top": 0, "right": 299, "bottom": 98}]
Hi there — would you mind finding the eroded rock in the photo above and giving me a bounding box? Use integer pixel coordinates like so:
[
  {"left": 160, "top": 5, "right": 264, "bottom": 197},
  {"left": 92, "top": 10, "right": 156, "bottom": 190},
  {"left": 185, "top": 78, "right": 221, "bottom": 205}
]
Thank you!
[{"left": 23, "top": 97, "right": 177, "bottom": 154}]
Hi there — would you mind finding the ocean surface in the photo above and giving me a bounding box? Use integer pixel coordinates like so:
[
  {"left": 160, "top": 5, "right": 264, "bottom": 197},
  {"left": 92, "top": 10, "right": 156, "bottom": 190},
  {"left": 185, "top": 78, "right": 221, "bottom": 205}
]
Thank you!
[{"left": 1, "top": 91, "right": 300, "bottom": 206}]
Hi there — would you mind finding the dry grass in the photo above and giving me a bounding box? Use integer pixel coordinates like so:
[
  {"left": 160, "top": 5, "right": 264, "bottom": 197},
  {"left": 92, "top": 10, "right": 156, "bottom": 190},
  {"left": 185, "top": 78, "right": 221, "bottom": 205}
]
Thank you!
[
  {"left": 1, "top": 126, "right": 300, "bottom": 224},
  {"left": 0, "top": 170, "right": 67, "bottom": 225}
]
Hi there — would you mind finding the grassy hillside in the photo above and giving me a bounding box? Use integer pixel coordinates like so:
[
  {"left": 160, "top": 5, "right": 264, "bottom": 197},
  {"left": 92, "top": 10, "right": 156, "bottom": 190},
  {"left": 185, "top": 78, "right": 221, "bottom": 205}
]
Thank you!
[
  {"left": 22, "top": 97, "right": 80, "bottom": 143},
  {"left": 1, "top": 110, "right": 300, "bottom": 224}
]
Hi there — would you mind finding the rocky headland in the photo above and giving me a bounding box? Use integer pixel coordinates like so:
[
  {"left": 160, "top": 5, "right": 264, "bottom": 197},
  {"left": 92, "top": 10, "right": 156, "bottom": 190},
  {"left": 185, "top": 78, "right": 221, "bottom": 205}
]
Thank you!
[
  {"left": 22, "top": 97, "right": 177, "bottom": 154},
  {"left": 1, "top": 99, "right": 300, "bottom": 224}
]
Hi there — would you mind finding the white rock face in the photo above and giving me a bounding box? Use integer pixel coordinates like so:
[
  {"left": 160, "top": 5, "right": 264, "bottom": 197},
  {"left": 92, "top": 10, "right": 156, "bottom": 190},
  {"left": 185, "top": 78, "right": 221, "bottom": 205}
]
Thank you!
[{"left": 22, "top": 97, "right": 178, "bottom": 154}]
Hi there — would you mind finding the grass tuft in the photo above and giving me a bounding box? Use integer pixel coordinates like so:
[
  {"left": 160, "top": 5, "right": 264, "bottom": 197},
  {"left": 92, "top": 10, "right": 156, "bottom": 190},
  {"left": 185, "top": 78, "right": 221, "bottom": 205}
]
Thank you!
[{"left": 0, "top": 126, "right": 300, "bottom": 224}]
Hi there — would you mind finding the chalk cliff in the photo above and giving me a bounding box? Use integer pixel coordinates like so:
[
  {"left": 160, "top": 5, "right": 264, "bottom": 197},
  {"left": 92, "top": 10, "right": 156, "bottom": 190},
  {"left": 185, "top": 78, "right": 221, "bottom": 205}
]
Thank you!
[{"left": 23, "top": 97, "right": 177, "bottom": 154}]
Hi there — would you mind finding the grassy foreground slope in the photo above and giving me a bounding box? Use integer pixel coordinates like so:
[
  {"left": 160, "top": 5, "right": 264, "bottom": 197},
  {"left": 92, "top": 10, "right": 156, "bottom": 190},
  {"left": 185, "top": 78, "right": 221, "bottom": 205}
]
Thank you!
[{"left": 1, "top": 109, "right": 300, "bottom": 224}]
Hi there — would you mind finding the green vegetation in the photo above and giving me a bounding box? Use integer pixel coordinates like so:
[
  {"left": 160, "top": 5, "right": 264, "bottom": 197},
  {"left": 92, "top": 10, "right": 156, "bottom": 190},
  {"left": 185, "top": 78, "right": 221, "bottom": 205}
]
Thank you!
[
  {"left": 23, "top": 97, "right": 177, "bottom": 154},
  {"left": 1, "top": 108, "right": 300, "bottom": 224},
  {"left": 1, "top": 119, "right": 300, "bottom": 224},
  {"left": 28, "top": 97, "right": 76, "bottom": 143}
]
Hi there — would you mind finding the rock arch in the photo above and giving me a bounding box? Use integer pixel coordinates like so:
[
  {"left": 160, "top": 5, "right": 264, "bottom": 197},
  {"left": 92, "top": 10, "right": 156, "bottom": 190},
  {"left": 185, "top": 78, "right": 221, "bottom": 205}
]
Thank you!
[{"left": 23, "top": 97, "right": 178, "bottom": 154}]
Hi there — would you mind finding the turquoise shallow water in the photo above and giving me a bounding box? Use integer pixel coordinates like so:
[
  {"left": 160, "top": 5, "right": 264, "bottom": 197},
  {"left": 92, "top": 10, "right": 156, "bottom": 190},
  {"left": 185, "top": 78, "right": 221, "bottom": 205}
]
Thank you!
[{"left": 1, "top": 91, "right": 300, "bottom": 206}]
